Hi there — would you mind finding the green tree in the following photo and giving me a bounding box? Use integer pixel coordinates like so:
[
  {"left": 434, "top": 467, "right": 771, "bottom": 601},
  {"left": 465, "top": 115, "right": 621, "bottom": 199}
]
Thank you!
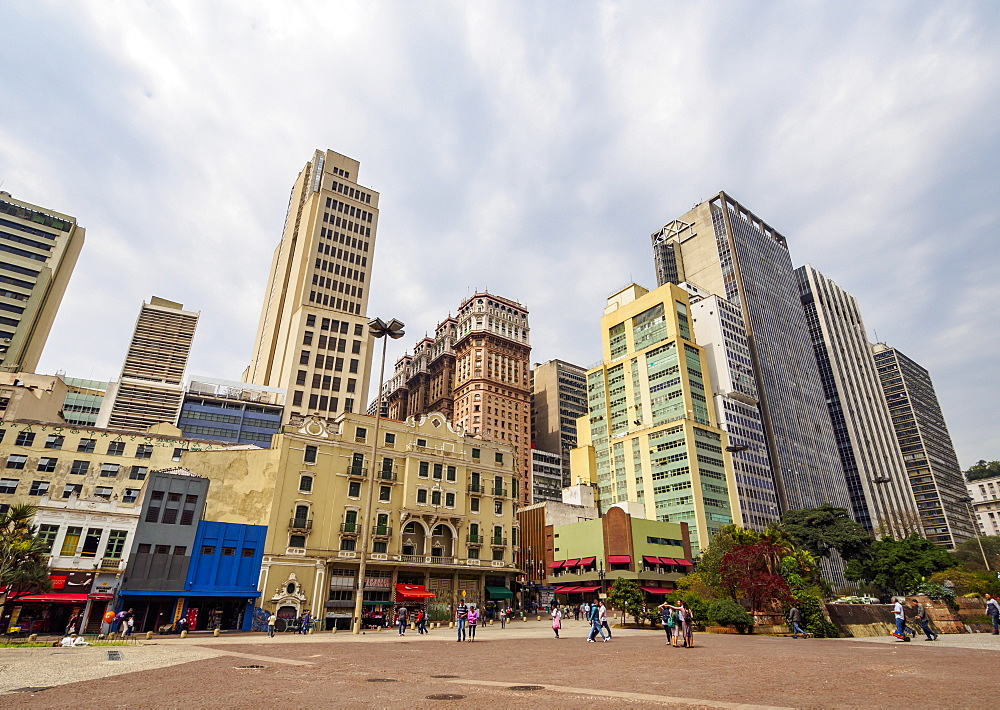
[
  {"left": 606, "top": 577, "right": 645, "bottom": 625},
  {"left": 779, "top": 504, "right": 872, "bottom": 561},
  {"left": 928, "top": 567, "right": 1000, "bottom": 597},
  {"left": 965, "top": 460, "right": 1000, "bottom": 483},
  {"left": 706, "top": 599, "right": 754, "bottom": 633},
  {"left": 0, "top": 504, "right": 51, "bottom": 606},
  {"left": 951, "top": 535, "right": 1000, "bottom": 571},
  {"left": 844, "top": 533, "right": 954, "bottom": 594}
]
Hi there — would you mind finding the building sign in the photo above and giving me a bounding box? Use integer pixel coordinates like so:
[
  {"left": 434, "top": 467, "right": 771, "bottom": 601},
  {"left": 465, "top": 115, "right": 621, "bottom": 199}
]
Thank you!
[
  {"left": 364, "top": 577, "right": 391, "bottom": 588},
  {"left": 50, "top": 576, "right": 67, "bottom": 589}
]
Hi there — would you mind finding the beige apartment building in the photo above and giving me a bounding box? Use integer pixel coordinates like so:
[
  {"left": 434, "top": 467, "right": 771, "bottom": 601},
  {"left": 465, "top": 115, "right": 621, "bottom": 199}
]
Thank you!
[
  {"left": 0, "top": 192, "right": 85, "bottom": 374},
  {"left": 0, "top": 419, "right": 235, "bottom": 511},
  {"left": 97, "top": 297, "right": 199, "bottom": 432},
  {"left": 183, "top": 412, "right": 519, "bottom": 629},
  {"left": 247, "top": 150, "right": 379, "bottom": 422}
]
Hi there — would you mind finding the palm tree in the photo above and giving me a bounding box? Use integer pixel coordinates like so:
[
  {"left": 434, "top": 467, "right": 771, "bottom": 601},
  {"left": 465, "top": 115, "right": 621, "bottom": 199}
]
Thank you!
[{"left": 0, "top": 504, "right": 52, "bottom": 606}]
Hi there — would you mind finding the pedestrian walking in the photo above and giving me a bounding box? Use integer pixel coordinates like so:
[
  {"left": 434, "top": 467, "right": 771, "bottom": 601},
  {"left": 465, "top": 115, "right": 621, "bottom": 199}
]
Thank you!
[
  {"left": 415, "top": 609, "right": 427, "bottom": 634},
  {"left": 599, "top": 601, "right": 613, "bottom": 639},
  {"left": 891, "top": 598, "right": 909, "bottom": 641},
  {"left": 680, "top": 601, "right": 694, "bottom": 648},
  {"left": 499, "top": 607, "right": 507, "bottom": 629},
  {"left": 397, "top": 606, "right": 408, "bottom": 636},
  {"left": 909, "top": 600, "right": 937, "bottom": 641},
  {"left": 788, "top": 605, "right": 806, "bottom": 638},
  {"left": 467, "top": 606, "right": 480, "bottom": 641},
  {"left": 300, "top": 610, "right": 311, "bottom": 634},
  {"left": 587, "top": 599, "right": 609, "bottom": 642},
  {"left": 267, "top": 612, "right": 277, "bottom": 638},
  {"left": 456, "top": 600, "right": 469, "bottom": 642},
  {"left": 124, "top": 616, "right": 134, "bottom": 637},
  {"left": 658, "top": 601, "right": 674, "bottom": 644},
  {"left": 986, "top": 594, "right": 1000, "bottom": 635},
  {"left": 552, "top": 606, "right": 562, "bottom": 639}
]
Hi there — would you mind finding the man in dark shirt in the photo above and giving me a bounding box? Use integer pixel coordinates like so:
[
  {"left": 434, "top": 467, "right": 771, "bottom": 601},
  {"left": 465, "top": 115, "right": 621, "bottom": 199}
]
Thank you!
[
  {"left": 456, "top": 601, "right": 468, "bottom": 642},
  {"left": 788, "top": 605, "right": 805, "bottom": 638},
  {"left": 910, "top": 600, "right": 937, "bottom": 641}
]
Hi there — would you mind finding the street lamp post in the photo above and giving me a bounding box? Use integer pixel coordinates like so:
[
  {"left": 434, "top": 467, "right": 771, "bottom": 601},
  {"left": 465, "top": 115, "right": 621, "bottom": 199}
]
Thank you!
[
  {"left": 598, "top": 559, "right": 606, "bottom": 596},
  {"left": 352, "top": 317, "right": 404, "bottom": 635},
  {"left": 960, "top": 496, "right": 990, "bottom": 571}
]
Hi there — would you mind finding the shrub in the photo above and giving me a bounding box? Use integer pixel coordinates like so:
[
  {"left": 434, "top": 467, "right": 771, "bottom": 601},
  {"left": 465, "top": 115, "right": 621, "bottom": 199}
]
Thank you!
[
  {"left": 791, "top": 590, "right": 839, "bottom": 638},
  {"left": 707, "top": 599, "right": 754, "bottom": 634}
]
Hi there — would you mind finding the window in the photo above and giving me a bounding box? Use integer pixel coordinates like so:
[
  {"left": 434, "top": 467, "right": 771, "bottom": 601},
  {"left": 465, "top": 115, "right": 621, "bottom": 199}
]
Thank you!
[
  {"left": 172, "top": 448, "right": 183, "bottom": 462},
  {"left": 446, "top": 466, "right": 456, "bottom": 482},
  {"left": 340, "top": 537, "right": 356, "bottom": 551},
  {"left": 60, "top": 526, "right": 82, "bottom": 556},
  {"left": 445, "top": 492, "right": 455, "bottom": 507},
  {"left": 77, "top": 438, "right": 96, "bottom": 453},
  {"left": 37, "top": 457, "right": 57, "bottom": 472},
  {"left": 15, "top": 431, "right": 35, "bottom": 446},
  {"left": 129, "top": 466, "right": 148, "bottom": 480},
  {"left": 349, "top": 358, "right": 359, "bottom": 374},
  {"left": 135, "top": 444, "right": 154, "bottom": 459},
  {"left": 100, "top": 463, "right": 120, "bottom": 478},
  {"left": 303, "top": 330, "right": 313, "bottom": 345},
  {"left": 300, "top": 350, "right": 310, "bottom": 365},
  {"left": 433, "top": 463, "right": 443, "bottom": 479},
  {"left": 431, "top": 490, "right": 442, "bottom": 506},
  {"left": 94, "top": 486, "right": 113, "bottom": 500},
  {"left": 70, "top": 460, "right": 89, "bottom": 475},
  {"left": 145, "top": 502, "right": 160, "bottom": 523},
  {"left": 28, "top": 480, "right": 49, "bottom": 496},
  {"left": 417, "top": 489, "right": 428, "bottom": 504},
  {"left": 384, "top": 432, "right": 396, "bottom": 446},
  {"left": 240, "top": 547, "right": 254, "bottom": 557},
  {"left": 107, "top": 441, "right": 125, "bottom": 456},
  {"left": 161, "top": 505, "right": 178, "bottom": 524},
  {"left": 348, "top": 481, "right": 361, "bottom": 497},
  {"left": 61, "top": 484, "right": 82, "bottom": 499},
  {"left": 468, "top": 547, "right": 479, "bottom": 559},
  {"left": 495, "top": 500, "right": 503, "bottom": 515},
  {"left": 137, "top": 543, "right": 151, "bottom": 554},
  {"left": 122, "top": 488, "right": 139, "bottom": 503},
  {"left": 293, "top": 391, "right": 303, "bottom": 406},
  {"left": 0, "top": 478, "right": 18, "bottom": 494},
  {"left": 173, "top": 546, "right": 187, "bottom": 556},
  {"left": 495, "top": 452, "right": 503, "bottom": 464},
  {"left": 418, "top": 461, "right": 429, "bottom": 477},
  {"left": 299, "top": 475, "right": 313, "bottom": 492},
  {"left": 472, "top": 448, "right": 481, "bottom": 459},
  {"left": 45, "top": 434, "right": 64, "bottom": 450},
  {"left": 202, "top": 545, "right": 216, "bottom": 555},
  {"left": 355, "top": 427, "right": 367, "bottom": 440},
  {"left": 373, "top": 540, "right": 388, "bottom": 554},
  {"left": 5, "top": 455, "right": 27, "bottom": 469},
  {"left": 379, "top": 485, "right": 391, "bottom": 502},
  {"left": 222, "top": 547, "right": 236, "bottom": 556},
  {"left": 304, "top": 445, "right": 318, "bottom": 464},
  {"left": 492, "top": 548, "right": 504, "bottom": 561},
  {"left": 80, "top": 528, "right": 102, "bottom": 556},
  {"left": 416, "top": 439, "right": 427, "bottom": 447},
  {"left": 38, "top": 524, "right": 59, "bottom": 553},
  {"left": 104, "top": 530, "right": 128, "bottom": 559},
  {"left": 155, "top": 545, "right": 170, "bottom": 554},
  {"left": 306, "top": 314, "right": 316, "bottom": 327},
  {"left": 471, "top": 497, "right": 480, "bottom": 512}
]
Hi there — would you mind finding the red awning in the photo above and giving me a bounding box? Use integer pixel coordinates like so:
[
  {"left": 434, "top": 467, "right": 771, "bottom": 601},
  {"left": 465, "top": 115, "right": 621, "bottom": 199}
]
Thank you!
[
  {"left": 674, "top": 559, "right": 693, "bottom": 567},
  {"left": 563, "top": 558, "right": 581, "bottom": 568},
  {"left": 642, "top": 555, "right": 662, "bottom": 565},
  {"left": 659, "top": 557, "right": 678, "bottom": 565},
  {"left": 553, "top": 585, "right": 579, "bottom": 593},
  {"left": 607, "top": 555, "right": 632, "bottom": 564},
  {"left": 578, "top": 556, "right": 596, "bottom": 566},
  {"left": 13, "top": 593, "right": 89, "bottom": 604},
  {"left": 547, "top": 561, "right": 564, "bottom": 569},
  {"left": 395, "top": 584, "right": 436, "bottom": 599},
  {"left": 575, "top": 585, "right": 601, "bottom": 593},
  {"left": 640, "top": 586, "right": 674, "bottom": 595}
]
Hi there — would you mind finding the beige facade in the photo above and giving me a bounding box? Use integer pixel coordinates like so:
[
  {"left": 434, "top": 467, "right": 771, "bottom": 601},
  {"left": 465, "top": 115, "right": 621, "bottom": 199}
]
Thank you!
[
  {"left": 0, "top": 192, "right": 84, "bottom": 374},
  {"left": 0, "top": 419, "right": 237, "bottom": 511},
  {"left": 182, "top": 412, "right": 519, "bottom": 627},
  {"left": 247, "top": 150, "right": 378, "bottom": 422},
  {"left": 572, "top": 282, "right": 742, "bottom": 554},
  {"left": 0, "top": 372, "right": 68, "bottom": 423},
  {"left": 97, "top": 297, "right": 199, "bottom": 432}
]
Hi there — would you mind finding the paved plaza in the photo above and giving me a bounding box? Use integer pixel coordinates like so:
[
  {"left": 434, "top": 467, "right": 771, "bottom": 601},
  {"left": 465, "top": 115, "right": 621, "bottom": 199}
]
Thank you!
[{"left": 3, "top": 618, "right": 999, "bottom": 708}]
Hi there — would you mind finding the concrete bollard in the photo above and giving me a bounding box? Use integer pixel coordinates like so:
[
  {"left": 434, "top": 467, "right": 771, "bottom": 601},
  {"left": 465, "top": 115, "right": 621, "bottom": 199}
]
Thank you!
[
  {"left": 146, "top": 631, "right": 153, "bottom": 640},
  {"left": 213, "top": 628, "right": 220, "bottom": 637},
  {"left": 449, "top": 621, "right": 455, "bottom": 628},
  {"left": 180, "top": 630, "right": 187, "bottom": 638},
  {"left": 28, "top": 634, "right": 37, "bottom": 642},
  {"left": 330, "top": 626, "right": 337, "bottom": 634}
]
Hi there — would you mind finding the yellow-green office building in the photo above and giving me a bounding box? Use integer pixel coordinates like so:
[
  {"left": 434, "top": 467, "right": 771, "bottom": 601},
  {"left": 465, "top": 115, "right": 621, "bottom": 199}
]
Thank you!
[{"left": 573, "top": 283, "right": 742, "bottom": 554}]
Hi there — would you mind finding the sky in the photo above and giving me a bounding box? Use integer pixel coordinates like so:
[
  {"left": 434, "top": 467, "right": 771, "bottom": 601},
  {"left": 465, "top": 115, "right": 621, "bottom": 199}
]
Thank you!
[{"left": 1, "top": 0, "right": 998, "bottom": 469}]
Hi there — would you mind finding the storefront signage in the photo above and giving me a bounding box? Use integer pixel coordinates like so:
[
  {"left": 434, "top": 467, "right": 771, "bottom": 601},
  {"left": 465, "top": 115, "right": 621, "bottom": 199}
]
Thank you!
[
  {"left": 364, "top": 577, "right": 391, "bottom": 588},
  {"left": 50, "top": 576, "right": 67, "bottom": 589}
]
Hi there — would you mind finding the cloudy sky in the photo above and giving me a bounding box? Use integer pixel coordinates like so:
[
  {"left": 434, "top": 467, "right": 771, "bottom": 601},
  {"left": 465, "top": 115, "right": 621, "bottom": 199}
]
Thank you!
[{"left": 2, "top": 1, "right": 998, "bottom": 468}]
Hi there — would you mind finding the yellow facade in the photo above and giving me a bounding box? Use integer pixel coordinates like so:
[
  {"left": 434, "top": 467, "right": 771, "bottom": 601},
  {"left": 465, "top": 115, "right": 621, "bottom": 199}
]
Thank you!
[
  {"left": 572, "top": 283, "right": 742, "bottom": 554},
  {"left": 183, "top": 411, "right": 520, "bottom": 628}
]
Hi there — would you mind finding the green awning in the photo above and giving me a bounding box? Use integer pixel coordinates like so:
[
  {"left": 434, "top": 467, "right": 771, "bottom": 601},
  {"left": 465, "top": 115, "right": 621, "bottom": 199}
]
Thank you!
[{"left": 485, "top": 586, "right": 513, "bottom": 599}]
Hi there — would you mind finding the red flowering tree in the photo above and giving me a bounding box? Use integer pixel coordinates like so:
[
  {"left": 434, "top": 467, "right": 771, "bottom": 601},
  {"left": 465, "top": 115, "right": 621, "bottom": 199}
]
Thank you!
[{"left": 719, "top": 542, "right": 793, "bottom": 614}]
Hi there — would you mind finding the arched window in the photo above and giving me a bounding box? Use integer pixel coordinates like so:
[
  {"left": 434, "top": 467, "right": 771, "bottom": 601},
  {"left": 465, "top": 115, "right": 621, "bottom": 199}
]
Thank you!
[{"left": 299, "top": 475, "right": 313, "bottom": 492}]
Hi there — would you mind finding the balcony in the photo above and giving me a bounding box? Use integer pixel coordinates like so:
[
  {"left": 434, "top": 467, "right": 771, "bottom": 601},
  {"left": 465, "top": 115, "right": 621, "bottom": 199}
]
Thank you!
[
  {"left": 399, "top": 554, "right": 425, "bottom": 564},
  {"left": 490, "top": 536, "right": 507, "bottom": 547},
  {"left": 346, "top": 465, "right": 367, "bottom": 478},
  {"left": 340, "top": 522, "right": 361, "bottom": 537},
  {"left": 376, "top": 467, "right": 398, "bottom": 482},
  {"left": 372, "top": 525, "right": 392, "bottom": 538},
  {"left": 468, "top": 482, "right": 484, "bottom": 494},
  {"left": 466, "top": 534, "right": 484, "bottom": 546},
  {"left": 289, "top": 517, "right": 313, "bottom": 531},
  {"left": 99, "top": 558, "right": 123, "bottom": 571},
  {"left": 491, "top": 487, "right": 507, "bottom": 498}
]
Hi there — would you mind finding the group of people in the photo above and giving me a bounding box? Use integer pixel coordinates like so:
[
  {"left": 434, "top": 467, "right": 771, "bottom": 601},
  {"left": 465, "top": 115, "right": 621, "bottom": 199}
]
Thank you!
[
  {"left": 546, "top": 600, "right": 615, "bottom": 642},
  {"left": 455, "top": 601, "right": 481, "bottom": 641},
  {"left": 393, "top": 606, "right": 428, "bottom": 635},
  {"left": 658, "top": 600, "right": 694, "bottom": 647}
]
